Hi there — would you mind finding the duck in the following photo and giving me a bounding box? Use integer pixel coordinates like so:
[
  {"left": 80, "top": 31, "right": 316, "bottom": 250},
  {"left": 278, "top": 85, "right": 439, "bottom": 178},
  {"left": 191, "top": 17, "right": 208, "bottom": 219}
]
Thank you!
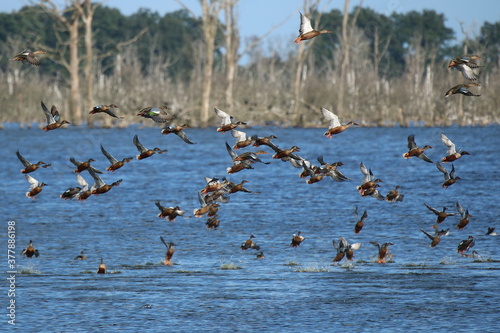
[
  {"left": 137, "top": 106, "right": 175, "bottom": 123},
  {"left": 200, "top": 176, "right": 230, "bottom": 194},
  {"left": 214, "top": 107, "right": 247, "bottom": 133},
  {"left": 357, "top": 162, "right": 384, "bottom": 198},
  {"left": 332, "top": 237, "right": 348, "bottom": 264},
  {"left": 161, "top": 124, "right": 196, "bottom": 144},
  {"left": 74, "top": 251, "right": 87, "bottom": 260},
  {"left": 461, "top": 250, "right": 479, "bottom": 258},
  {"left": 21, "top": 240, "right": 40, "bottom": 257},
  {"left": 370, "top": 242, "right": 393, "bottom": 264},
  {"left": 290, "top": 231, "right": 305, "bottom": 248},
  {"left": 160, "top": 236, "right": 175, "bottom": 266},
  {"left": 445, "top": 83, "right": 481, "bottom": 97},
  {"left": 360, "top": 184, "right": 384, "bottom": 200},
  {"left": 457, "top": 236, "right": 475, "bottom": 254},
  {"left": 70, "top": 157, "right": 103, "bottom": 174},
  {"left": 206, "top": 216, "right": 221, "bottom": 229},
  {"left": 430, "top": 224, "right": 449, "bottom": 236},
  {"left": 88, "top": 167, "right": 122, "bottom": 195},
  {"left": 294, "top": 12, "right": 332, "bottom": 44},
  {"left": 225, "top": 142, "right": 255, "bottom": 174},
  {"left": 233, "top": 151, "right": 270, "bottom": 164},
  {"left": 321, "top": 107, "right": 357, "bottom": 138},
  {"left": 97, "top": 258, "right": 106, "bottom": 274},
  {"left": 100, "top": 144, "right": 133, "bottom": 172},
  {"left": 385, "top": 185, "right": 404, "bottom": 202},
  {"left": 440, "top": 133, "right": 470, "bottom": 163},
  {"left": 293, "top": 158, "right": 323, "bottom": 184},
  {"left": 201, "top": 189, "right": 230, "bottom": 206},
  {"left": 448, "top": 55, "right": 481, "bottom": 81},
  {"left": 256, "top": 251, "right": 265, "bottom": 259},
  {"left": 89, "top": 104, "right": 122, "bottom": 119},
  {"left": 227, "top": 180, "right": 256, "bottom": 194},
  {"left": 436, "top": 163, "right": 460, "bottom": 188},
  {"left": 41, "top": 101, "right": 70, "bottom": 131},
  {"left": 75, "top": 174, "right": 93, "bottom": 202},
  {"left": 456, "top": 202, "right": 472, "bottom": 230},
  {"left": 294, "top": 158, "right": 316, "bottom": 178},
  {"left": 193, "top": 191, "right": 220, "bottom": 218},
  {"left": 231, "top": 129, "right": 253, "bottom": 149},
  {"left": 420, "top": 227, "right": 447, "bottom": 247},
  {"left": 315, "top": 156, "right": 350, "bottom": 182},
  {"left": 60, "top": 185, "right": 82, "bottom": 200},
  {"left": 424, "top": 203, "right": 457, "bottom": 224},
  {"left": 486, "top": 227, "right": 497, "bottom": 236},
  {"left": 12, "top": 49, "right": 46, "bottom": 66},
  {"left": 133, "top": 134, "right": 167, "bottom": 160},
  {"left": 334, "top": 237, "right": 361, "bottom": 262},
  {"left": 353, "top": 207, "right": 368, "bottom": 234},
  {"left": 268, "top": 143, "right": 302, "bottom": 161},
  {"left": 304, "top": 164, "right": 326, "bottom": 184},
  {"left": 402, "top": 134, "right": 433, "bottom": 163},
  {"left": 344, "top": 240, "right": 362, "bottom": 261},
  {"left": 251, "top": 134, "right": 278, "bottom": 147},
  {"left": 241, "top": 235, "right": 260, "bottom": 250},
  {"left": 16, "top": 150, "right": 51, "bottom": 173},
  {"left": 155, "top": 201, "right": 185, "bottom": 222},
  {"left": 25, "top": 174, "right": 47, "bottom": 199}
]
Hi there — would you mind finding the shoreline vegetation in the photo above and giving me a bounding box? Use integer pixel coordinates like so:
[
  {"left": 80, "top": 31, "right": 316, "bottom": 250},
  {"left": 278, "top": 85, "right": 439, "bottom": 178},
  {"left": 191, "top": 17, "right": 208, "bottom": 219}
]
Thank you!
[{"left": 1, "top": 2, "right": 499, "bottom": 128}]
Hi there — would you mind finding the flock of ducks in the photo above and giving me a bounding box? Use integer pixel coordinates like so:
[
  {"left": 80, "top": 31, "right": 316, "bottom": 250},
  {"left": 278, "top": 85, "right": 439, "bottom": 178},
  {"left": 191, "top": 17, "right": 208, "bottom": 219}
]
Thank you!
[
  {"left": 14, "top": 12, "right": 493, "bottom": 273},
  {"left": 17, "top": 102, "right": 492, "bottom": 270}
]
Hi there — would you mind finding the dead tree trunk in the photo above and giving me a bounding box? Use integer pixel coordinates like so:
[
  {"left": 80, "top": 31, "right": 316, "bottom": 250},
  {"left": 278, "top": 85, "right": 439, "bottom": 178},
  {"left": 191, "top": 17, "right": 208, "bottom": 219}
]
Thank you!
[
  {"left": 338, "top": 0, "right": 362, "bottom": 115},
  {"left": 224, "top": 0, "right": 239, "bottom": 109},
  {"left": 39, "top": 1, "right": 82, "bottom": 124},
  {"left": 200, "top": 0, "right": 222, "bottom": 126},
  {"left": 76, "top": 0, "right": 101, "bottom": 126}
]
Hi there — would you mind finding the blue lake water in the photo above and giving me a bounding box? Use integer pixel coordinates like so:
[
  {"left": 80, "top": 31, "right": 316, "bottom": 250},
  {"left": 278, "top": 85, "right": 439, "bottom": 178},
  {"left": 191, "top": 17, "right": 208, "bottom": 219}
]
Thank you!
[{"left": 1, "top": 125, "right": 499, "bottom": 332}]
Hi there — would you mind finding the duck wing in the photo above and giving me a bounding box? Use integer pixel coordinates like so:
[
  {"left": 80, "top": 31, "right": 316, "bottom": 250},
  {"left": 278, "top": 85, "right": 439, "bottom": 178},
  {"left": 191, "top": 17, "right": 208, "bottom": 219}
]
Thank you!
[
  {"left": 214, "top": 107, "right": 231, "bottom": 126},
  {"left": 298, "top": 12, "right": 314, "bottom": 34},
  {"left": 50, "top": 105, "right": 61, "bottom": 122},
  {"left": 25, "top": 174, "right": 39, "bottom": 189},
  {"left": 133, "top": 135, "right": 147, "bottom": 153},
  {"left": 225, "top": 142, "right": 238, "bottom": 161},
  {"left": 76, "top": 174, "right": 89, "bottom": 191},
  {"left": 436, "top": 162, "right": 450, "bottom": 180},
  {"left": 418, "top": 152, "right": 433, "bottom": 163},
  {"left": 87, "top": 167, "right": 105, "bottom": 188},
  {"left": 359, "top": 162, "right": 373, "bottom": 183},
  {"left": 321, "top": 107, "right": 341, "bottom": 128},
  {"left": 407, "top": 134, "right": 417, "bottom": 150},
  {"left": 175, "top": 130, "right": 196, "bottom": 144},
  {"left": 441, "top": 133, "right": 456, "bottom": 155},
  {"left": 424, "top": 202, "right": 441, "bottom": 215},
  {"left": 16, "top": 150, "right": 31, "bottom": 167},
  {"left": 41, "top": 101, "right": 56, "bottom": 124},
  {"left": 100, "top": 144, "right": 119, "bottom": 164}
]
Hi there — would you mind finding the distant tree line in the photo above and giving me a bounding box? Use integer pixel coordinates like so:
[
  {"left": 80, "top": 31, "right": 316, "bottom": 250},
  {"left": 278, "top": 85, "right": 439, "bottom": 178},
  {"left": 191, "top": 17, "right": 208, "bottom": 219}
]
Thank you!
[{"left": 0, "top": 1, "right": 499, "bottom": 127}]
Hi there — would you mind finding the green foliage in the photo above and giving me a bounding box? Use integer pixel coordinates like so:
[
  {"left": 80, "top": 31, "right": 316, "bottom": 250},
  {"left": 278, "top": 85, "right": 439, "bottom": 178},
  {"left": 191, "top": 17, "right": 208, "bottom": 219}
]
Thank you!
[
  {"left": 479, "top": 21, "right": 500, "bottom": 65},
  {"left": 0, "top": 4, "right": 497, "bottom": 82},
  {"left": 310, "top": 8, "right": 456, "bottom": 78}
]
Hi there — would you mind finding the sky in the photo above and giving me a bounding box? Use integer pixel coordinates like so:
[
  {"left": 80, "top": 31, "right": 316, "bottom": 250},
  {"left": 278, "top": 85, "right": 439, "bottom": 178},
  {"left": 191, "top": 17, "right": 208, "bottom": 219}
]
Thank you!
[{"left": 3, "top": 0, "right": 498, "bottom": 52}]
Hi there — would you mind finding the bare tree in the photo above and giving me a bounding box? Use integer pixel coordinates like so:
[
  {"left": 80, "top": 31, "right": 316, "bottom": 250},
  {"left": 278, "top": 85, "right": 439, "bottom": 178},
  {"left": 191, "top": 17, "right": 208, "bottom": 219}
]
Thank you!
[
  {"left": 36, "top": 0, "right": 83, "bottom": 124},
  {"left": 292, "top": 0, "right": 323, "bottom": 125},
  {"left": 337, "top": 0, "right": 363, "bottom": 114},
  {"left": 222, "top": 0, "right": 291, "bottom": 110},
  {"left": 75, "top": 0, "right": 102, "bottom": 126},
  {"left": 223, "top": 0, "right": 238, "bottom": 109}
]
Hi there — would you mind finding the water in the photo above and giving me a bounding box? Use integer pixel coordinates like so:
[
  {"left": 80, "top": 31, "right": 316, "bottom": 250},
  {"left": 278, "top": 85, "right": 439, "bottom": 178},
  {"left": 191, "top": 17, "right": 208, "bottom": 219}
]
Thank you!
[{"left": 1, "top": 125, "right": 499, "bottom": 332}]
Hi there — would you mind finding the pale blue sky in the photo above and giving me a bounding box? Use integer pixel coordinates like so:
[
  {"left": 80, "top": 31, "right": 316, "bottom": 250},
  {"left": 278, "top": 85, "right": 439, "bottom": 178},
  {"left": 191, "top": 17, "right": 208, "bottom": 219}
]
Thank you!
[{"left": 3, "top": 0, "right": 498, "bottom": 46}]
